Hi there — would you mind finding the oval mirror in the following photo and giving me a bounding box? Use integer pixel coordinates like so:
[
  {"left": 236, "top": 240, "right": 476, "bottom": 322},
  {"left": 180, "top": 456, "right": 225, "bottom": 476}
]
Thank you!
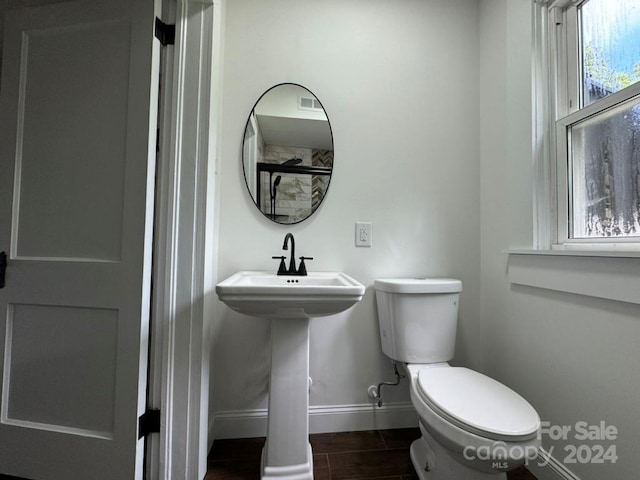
[{"left": 242, "top": 83, "right": 334, "bottom": 224}]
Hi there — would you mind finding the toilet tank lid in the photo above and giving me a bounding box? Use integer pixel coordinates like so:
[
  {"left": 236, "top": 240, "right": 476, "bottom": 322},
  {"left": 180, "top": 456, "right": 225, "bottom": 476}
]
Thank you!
[{"left": 374, "top": 278, "right": 462, "bottom": 294}]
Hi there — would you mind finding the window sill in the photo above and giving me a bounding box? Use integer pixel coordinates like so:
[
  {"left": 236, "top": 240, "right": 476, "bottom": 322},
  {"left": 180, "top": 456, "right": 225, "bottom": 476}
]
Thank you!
[
  {"left": 508, "top": 248, "right": 640, "bottom": 258},
  {"left": 507, "top": 251, "right": 640, "bottom": 305}
]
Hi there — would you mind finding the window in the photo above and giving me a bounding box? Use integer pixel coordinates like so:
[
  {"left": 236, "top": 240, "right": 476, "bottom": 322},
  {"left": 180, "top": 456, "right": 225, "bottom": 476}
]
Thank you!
[{"left": 545, "top": 0, "right": 640, "bottom": 248}]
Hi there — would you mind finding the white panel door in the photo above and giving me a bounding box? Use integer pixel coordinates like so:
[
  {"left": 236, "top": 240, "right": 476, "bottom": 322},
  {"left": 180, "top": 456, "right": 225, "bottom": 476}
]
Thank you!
[{"left": 0, "top": 0, "right": 159, "bottom": 478}]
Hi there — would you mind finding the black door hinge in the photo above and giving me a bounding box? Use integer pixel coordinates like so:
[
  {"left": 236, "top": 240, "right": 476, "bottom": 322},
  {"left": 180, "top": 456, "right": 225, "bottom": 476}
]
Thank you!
[
  {"left": 155, "top": 18, "right": 175, "bottom": 46},
  {"left": 0, "top": 251, "right": 6, "bottom": 289},
  {"left": 138, "top": 409, "right": 161, "bottom": 438}
]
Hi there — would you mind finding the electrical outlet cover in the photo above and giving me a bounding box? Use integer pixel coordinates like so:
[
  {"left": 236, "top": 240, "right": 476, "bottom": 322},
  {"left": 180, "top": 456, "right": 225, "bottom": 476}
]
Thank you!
[{"left": 355, "top": 222, "right": 372, "bottom": 247}]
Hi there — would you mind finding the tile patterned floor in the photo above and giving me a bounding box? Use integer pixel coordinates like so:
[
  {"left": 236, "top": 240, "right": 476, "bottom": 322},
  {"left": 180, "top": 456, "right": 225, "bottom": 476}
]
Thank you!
[{"left": 207, "top": 428, "right": 538, "bottom": 480}]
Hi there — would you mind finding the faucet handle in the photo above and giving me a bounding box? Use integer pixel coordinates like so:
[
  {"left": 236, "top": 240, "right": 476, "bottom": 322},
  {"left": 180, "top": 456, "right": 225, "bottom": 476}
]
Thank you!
[
  {"left": 297, "top": 256, "right": 313, "bottom": 276},
  {"left": 272, "top": 256, "right": 287, "bottom": 275}
]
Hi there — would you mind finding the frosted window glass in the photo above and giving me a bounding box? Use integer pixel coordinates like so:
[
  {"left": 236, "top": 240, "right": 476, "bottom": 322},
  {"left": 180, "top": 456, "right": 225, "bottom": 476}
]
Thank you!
[
  {"left": 570, "top": 98, "right": 640, "bottom": 237},
  {"left": 581, "top": 0, "right": 640, "bottom": 105}
]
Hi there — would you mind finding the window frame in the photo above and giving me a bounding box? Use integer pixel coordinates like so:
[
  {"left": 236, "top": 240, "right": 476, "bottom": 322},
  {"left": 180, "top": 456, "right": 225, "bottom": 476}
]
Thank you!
[{"left": 543, "top": 0, "right": 640, "bottom": 252}]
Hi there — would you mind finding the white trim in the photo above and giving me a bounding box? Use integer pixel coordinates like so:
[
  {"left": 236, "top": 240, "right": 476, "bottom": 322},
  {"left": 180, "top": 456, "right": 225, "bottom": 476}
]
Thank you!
[
  {"left": 149, "top": 1, "right": 221, "bottom": 479},
  {"left": 555, "top": 108, "right": 569, "bottom": 243},
  {"left": 210, "top": 403, "right": 418, "bottom": 440},
  {"left": 507, "top": 252, "right": 640, "bottom": 304},
  {"left": 559, "top": 81, "right": 640, "bottom": 126},
  {"left": 552, "top": 239, "right": 640, "bottom": 251},
  {"left": 564, "top": 5, "right": 579, "bottom": 115},
  {"left": 532, "top": 0, "right": 554, "bottom": 249},
  {"left": 508, "top": 248, "right": 640, "bottom": 258},
  {"left": 526, "top": 447, "right": 582, "bottom": 480},
  {"left": 544, "top": 2, "right": 640, "bottom": 248},
  {"left": 146, "top": 4, "right": 176, "bottom": 478}
]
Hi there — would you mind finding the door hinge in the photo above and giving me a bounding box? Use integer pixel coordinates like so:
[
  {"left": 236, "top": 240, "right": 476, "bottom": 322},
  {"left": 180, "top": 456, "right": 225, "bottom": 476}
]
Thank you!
[
  {"left": 138, "top": 409, "right": 161, "bottom": 438},
  {"left": 0, "top": 251, "right": 6, "bottom": 289},
  {"left": 155, "top": 18, "right": 175, "bottom": 46}
]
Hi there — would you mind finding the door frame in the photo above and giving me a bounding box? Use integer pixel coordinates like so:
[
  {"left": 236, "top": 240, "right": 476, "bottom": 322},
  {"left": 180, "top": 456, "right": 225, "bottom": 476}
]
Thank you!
[{"left": 149, "top": 1, "right": 223, "bottom": 478}]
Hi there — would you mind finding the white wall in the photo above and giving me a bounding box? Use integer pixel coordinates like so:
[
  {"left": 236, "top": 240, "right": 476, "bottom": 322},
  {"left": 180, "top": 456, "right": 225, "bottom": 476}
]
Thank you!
[
  {"left": 212, "top": 2, "right": 640, "bottom": 478},
  {"left": 212, "top": 0, "right": 481, "bottom": 436},
  {"left": 478, "top": 2, "right": 640, "bottom": 480}
]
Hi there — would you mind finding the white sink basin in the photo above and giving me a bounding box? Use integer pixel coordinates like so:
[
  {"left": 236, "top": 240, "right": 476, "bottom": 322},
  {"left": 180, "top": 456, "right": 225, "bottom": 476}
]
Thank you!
[{"left": 216, "top": 270, "right": 365, "bottom": 318}]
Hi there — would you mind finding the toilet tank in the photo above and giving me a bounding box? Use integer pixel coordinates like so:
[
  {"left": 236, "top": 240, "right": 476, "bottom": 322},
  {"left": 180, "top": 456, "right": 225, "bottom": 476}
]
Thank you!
[{"left": 374, "top": 278, "right": 462, "bottom": 364}]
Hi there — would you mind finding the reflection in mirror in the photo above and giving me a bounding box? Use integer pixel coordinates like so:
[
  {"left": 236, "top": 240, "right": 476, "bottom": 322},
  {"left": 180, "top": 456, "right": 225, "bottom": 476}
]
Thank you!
[{"left": 242, "top": 84, "right": 334, "bottom": 224}]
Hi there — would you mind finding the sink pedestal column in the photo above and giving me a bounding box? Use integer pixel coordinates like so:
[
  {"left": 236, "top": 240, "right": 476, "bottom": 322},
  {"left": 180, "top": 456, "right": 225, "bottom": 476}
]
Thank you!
[{"left": 261, "top": 316, "right": 313, "bottom": 480}]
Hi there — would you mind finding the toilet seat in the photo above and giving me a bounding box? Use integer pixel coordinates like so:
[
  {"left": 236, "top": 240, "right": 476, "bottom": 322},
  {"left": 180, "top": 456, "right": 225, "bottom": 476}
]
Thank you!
[{"left": 415, "top": 367, "right": 539, "bottom": 442}]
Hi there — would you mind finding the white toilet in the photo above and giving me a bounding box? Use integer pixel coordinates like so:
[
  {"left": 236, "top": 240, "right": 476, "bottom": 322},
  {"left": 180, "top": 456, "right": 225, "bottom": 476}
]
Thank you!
[{"left": 374, "top": 278, "right": 540, "bottom": 480}]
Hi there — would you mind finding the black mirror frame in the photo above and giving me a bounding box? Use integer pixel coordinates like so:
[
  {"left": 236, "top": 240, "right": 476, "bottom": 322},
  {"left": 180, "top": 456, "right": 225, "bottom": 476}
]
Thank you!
[{"left": 241, "top": 83, "right": 334, "bottom": 225}]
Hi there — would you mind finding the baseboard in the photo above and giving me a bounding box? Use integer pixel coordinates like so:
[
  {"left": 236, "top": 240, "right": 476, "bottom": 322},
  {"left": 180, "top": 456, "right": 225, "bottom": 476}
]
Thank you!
[
  {"left": 210, "top": 402, "right": 418, "bottom": 440},
  {"left": 525, "top": 447, "right": 581, "bottom": 480}
]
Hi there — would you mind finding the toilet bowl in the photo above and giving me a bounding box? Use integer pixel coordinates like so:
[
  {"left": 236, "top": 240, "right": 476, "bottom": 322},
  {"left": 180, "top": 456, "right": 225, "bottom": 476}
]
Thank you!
[
  {"left": 374, "top": 278, "right": 540, "bottom": 480},
  {"left": 406, "top": 363, "right": 539, "bottom": 479}
]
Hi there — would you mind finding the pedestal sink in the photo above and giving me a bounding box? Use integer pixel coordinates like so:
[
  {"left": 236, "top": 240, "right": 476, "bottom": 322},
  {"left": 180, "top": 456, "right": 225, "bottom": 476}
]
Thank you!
[{"left": 216, "top": 271, "right": 365, "bottom": 480}]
